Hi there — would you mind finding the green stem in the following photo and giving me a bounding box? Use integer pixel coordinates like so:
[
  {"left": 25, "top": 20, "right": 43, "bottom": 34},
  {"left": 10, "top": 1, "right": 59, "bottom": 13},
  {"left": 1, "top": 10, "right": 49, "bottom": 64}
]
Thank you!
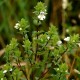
[
  {"left": 35, "top": 26, "right": 39, "bottom": 61},
  {"left": 16, "top": 58, "right": 28, "bottom": 79}
]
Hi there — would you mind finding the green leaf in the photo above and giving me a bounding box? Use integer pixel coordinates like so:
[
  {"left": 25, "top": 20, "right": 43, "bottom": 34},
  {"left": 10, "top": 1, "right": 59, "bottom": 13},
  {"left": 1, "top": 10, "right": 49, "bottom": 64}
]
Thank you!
[
  {"left": 38, "top": 34, "right": 48, "bottom": 46},
  {"left": 5, "top": 38, "right": 18, "bottom": 61},
  {"left": 34, "top": 2, "right": 46, "bottom": 15},
  {"left": 10, "top": 38, "right": 18, "bottom": 50},
  {"left": 59, "top": 63, "right": 68, "bottom": 72},
  {"left": 20, "top": 18, "right": 29, "bottom": 29},
  {"left": 58, "top": 45, "right": 66, "bottom": 54},
  {"left": 18, "top": 18, "right": 29, "bottom": 34},
  {"left": 53, "top": 49, "right": 59, "bottom": 57},
  {"left": 48, "top": 24, "right": 58, "bottom": 35},
  {"left": 14, "top": 49, "right": 21, "bottom": 57},
  {"left": 23, "top": 39, "right": 31, "bottom": 51},
  {"left": 0, "top": 71, "right": 4, "bottom": 78},
  {"left": 70, "top": 34, "right": 79, "bottom": 43}
]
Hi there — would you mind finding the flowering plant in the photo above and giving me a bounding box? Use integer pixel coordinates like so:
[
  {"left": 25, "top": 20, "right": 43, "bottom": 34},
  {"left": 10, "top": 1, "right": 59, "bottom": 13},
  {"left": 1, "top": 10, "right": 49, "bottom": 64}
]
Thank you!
[{"left": 1, "top": 2, "right": 80, "bottom": 80}]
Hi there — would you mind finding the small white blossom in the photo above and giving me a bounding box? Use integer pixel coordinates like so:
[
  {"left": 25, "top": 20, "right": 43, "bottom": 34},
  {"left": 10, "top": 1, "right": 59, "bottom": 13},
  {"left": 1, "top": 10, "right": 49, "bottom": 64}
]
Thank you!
[
  {"left": 14, "top": 23, "right": 20, "bottom": 29},
  {"left": 9, "top": 68, "right": 13, "bottom": 71},
  {"left": 14, "top": 25, "right": 19, "bottom": 29},
  {"left": 47, "top": 36, "right": 50, "bottom": 40},
  {"left": 19, "top": 28, "right": 22, "bottom": 31},
  {"left": 64, "top": 37, "right": 70, "bottom": 42},
  {"left": 16, "top": 23, "right": 20, "bottom": 26},
  {"left": 62, "top": 0, "right": 68, "bottom": 9},
  {"left": 57, "top": 40, "right": 62, "bottom": 46},
  {"left": 3, "top": 70, "right": 7, "bottom": 74},
  {"left": 38, "top": 11, "right": 46, "bottom": 20}
]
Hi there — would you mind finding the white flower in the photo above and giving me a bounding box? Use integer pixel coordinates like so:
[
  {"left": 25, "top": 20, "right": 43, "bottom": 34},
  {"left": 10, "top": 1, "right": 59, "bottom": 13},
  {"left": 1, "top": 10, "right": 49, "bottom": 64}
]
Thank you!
[
  {"left": 9, "top": 68, "right": 13, "bottom": 71},
  {"left": 16, "top": 23, "right": 20, "bottom": 26},
  {"left": 38, "top": 11, "right": 46, "bottom": 20},
  {"left": 47, "top": 36, "right": 50, "bottom": 40},
  {"left": 57, "top": 40, "right": 62, "bottom": 46},
  {"left": 14, "top": 23, "right": 20, "bottom": 29},
  {"left": 14, "top": 25, "right": 19, "bottom": 29},
  {"left": 3, "top": 70, "right": 7, "bottom": 74},
  {"left": 19, "top": 28, "right": 22, "bottom": 31},
  {"left": 64, "top": 37, "right": 70, "bottom": 42},
  {"left": 14, "top": 22, "right": 23, "bottom": 31},
  {"left": 62, "top": 0, "right": 68, "bottom": 9}
]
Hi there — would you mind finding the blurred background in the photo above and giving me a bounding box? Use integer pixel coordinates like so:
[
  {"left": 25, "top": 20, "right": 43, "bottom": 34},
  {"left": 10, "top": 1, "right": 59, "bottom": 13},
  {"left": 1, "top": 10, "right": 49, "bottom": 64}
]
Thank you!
[{"left": 0, "top": 0, "right": 80, "bottom": 49}]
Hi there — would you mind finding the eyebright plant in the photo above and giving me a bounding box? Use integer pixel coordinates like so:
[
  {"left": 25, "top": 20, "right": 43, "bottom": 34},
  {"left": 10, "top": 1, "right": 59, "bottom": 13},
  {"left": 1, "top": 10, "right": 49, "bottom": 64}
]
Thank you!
[{"left": 1, "top": 2, "right": 80, "bottom": 80}]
